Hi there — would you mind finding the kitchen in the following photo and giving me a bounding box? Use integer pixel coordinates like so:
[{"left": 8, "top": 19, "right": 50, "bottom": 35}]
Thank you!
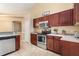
[
  {"left": 31, "top": 3, "right": 79, "bottom": 56},
  {"left": 0, "top": 3, "right": 79, "bottom": 56}
]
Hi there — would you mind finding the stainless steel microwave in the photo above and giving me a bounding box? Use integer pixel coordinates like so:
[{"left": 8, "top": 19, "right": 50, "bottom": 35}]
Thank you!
[{"left": 39, "top": 21, "right": 48, "bottom": 29}]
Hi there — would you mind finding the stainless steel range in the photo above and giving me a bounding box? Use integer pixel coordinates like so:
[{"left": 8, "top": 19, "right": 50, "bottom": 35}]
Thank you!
[
  {"left": 37, "top": 34, "right": 47, "bottom": 49},
  {"left": 37, "top": 21, "right": 51, "bottom": 49}
]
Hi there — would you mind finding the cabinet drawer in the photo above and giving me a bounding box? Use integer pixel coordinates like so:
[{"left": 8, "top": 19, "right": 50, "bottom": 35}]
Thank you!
[
  {"left": 53, "top": 36, "right": 61, "bottom": 40},
  {"left": 47, "top": 36, "right": 53, "bottom": 39}
]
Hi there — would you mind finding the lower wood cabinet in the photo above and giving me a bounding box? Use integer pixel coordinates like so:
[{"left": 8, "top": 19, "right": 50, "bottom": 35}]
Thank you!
[
  {"left": 53, "top": 36, "right": 61, "bottom": 54},
  {"left": 47, "top": 36, "right": 61, "bottom": 54},
  {"left": 61, "top": 40, "right": 79, "bottom": 56},
  {"left": 15, "top": 35, "right": 20, "bottom": 50},
  {"left": 31, "top": 34, "right": 37, "bottom": 46},
  {"left": 47, "top": 35, "right": 79, "bottom": 56},
  {"left": 47, "top": 36, "right": 54, "bottom": 51},
  {"left": 30, "top": 34, "right": 79, "bottom": 56},
  {"left": 60, "top": 40, "right": 71, "bottom": 56}
]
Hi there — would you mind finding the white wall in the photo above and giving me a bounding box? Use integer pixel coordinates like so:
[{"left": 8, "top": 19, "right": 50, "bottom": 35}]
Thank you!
[
  {"left": 24, "top": 14, "right": 31, "bottom": 43},
  {"left": 0, "top": 21, "right": 13, "bottom": 32},
  {"left": 30, "top": 3, "right": 73, "bottom": 18}
]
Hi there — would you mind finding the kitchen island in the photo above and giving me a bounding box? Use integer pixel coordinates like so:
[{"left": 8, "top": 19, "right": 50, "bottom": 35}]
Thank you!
[{"left": 0, "top": 32, "right": 20, "bottom": 56}]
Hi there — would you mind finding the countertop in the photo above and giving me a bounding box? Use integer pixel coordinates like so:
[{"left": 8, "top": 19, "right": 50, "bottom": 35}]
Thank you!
[
  {"left": 47, "top": 34, "right": 79, "bottom": 43},
  {"left": 0, "top": 34, "right": 20, "bottom": 37},
  {"left": 0, "top": 33, "right": 20, "bottom": 40},
  {"left": 31, "top": 32, "right": 79, "bottom": 43},
  {"left": 0, "top": 32, "right": 20, "bottom": 38},
  {"left": 31, "top": 32, "right": 38, "bottom": 34}
]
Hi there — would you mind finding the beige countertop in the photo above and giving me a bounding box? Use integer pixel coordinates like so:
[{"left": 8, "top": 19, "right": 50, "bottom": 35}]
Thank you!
[
  {"left": 47, "top": 34, "right": 79, "bottom": 43},
  {"left": 31, "top": 32, "right": 79, "bottom": 43},
  {"left": 31, "top": 32, "right": 38, "bottom": 34}
]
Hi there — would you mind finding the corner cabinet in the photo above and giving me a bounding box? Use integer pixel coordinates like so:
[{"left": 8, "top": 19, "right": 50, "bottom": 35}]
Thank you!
[
  {"left": 33, "top": 18, "right": 40, "bottom": 28},
  {"left": 15, "top": 35, "right": 20, "bottom": 50},
  {"left": 31, "top": 34, "right": 37, "bottom": 46}
]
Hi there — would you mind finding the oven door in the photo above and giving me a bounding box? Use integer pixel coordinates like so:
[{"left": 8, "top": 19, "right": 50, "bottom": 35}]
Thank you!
[{"left": 37, "top": 35, "right": 46, "bottom": 44}]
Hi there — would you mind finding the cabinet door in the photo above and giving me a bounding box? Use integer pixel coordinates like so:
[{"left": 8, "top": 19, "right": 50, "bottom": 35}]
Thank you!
[
  {"left": 61, "top": 40, "right": 71, "bottom": 56},
  {"left": 49, "top": 13, "right": 59, "bottom": 26},
  {"left": 53, "top": 36, "right": 61, "bottom": 54},
  {"left": 16, "top": 35, "right": 20, "bottom": 50},
  {"left": 31, "top": 34, "right": 37, "bottom": 46},
  {"left": 33, "top": 19, "right": 36, "bottom": 27},
  {"left": 33, "top": 18, "right": 40, "bottom": 27},
  {"left": 74, "top": 3, "right": 79, "bottom": 22},
  {"left": 47, "top": 36, "right": 54, "bottom": 51},
  {"left": 70, "top": 42, "right": 79, "bottom": 56},
  {"left": 59, "top": 9, "right": 73, "bottom": 26},
  {"left": 40, "top": 16, "right": 49, "bottom": 22}
]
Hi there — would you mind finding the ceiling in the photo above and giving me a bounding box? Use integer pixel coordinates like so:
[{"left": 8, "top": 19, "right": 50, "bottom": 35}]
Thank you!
[{"left": 0, "top": 3, "right": 36, "bottom": 16}]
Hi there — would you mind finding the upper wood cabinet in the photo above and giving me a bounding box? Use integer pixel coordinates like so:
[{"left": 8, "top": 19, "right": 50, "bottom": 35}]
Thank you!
[
  {"left": 33, "top": 9, "right": 74, "bottom": 27},
  {"left": 49, "top": 9, "right": 74, "bottom": 26},
  {"left": 33, "top": 19, "right": 36, "bottom": 27},
  {"left": 40, "top": 15, "right": 49, "bottom": 22},
  {"left": 33, "top": 18, "right": 40, "bottom": 27},
  {"left": 33, "top": 16, "right": 49, "bottom": 27},
  {"left": 59, "top": 9, "right": 74, "bottom": 26},
  {"left": 49, "top": 13, "right": 59, "bottom": 27},
  {"left": 31, "top": 34, "right": 37, "bottom": 46},
  {"left": 74, "top": 3, "right": 79, "bottom": 23}
]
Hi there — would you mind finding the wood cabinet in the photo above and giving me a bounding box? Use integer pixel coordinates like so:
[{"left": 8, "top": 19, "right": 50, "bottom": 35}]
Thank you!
[
  {"left": 49, "top": 13, "right": 59, "bottom": 26},
  {"left": 53, "top": 36, "right": 61, "bottom": 54},
  {"left": 40, "top": 15, "right": 49, "bottom": 22},
  {"left": 31, "top": 34, "right": 37, "bottom": 46},
  {"left": 33, "top": 16, "right": 49, "bottom": 27},
  {"left": 74, "top": 3, "right": 79, "bottom": 23},
  {"left": 59, "top": 9, "right": 73, "bottom": 26},
  {"left": 60, "top": 40, "right": 71, "bottom": 56},
  {"left": 33, "top": 19, "right": 36, "bottom": 27},
  {"left": 70, "top": 42, "right": 79, "bottom": 56},
  {"left": 47, "top": 36, "right": 61, "bottom": 54},
  {"left": 61, "top": 40, "right": 79, "bottom": 56},
  {"left": 33, "top": 9, "right": 74, "bottom": 27},
  {"left": 47, "top": 36, "right": 54, "bottom": 51},
  {"left": 47, "top": 36, "right": 79, "bottom": 56},
  {"left": 33, "top": 18, "right": 40, "bottom": 27},
  {"left": 15, "top": 35, "right": 20, "bottom": 50}
]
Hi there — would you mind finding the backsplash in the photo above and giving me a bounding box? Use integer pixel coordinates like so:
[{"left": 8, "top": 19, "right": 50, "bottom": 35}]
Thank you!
[
  {"left": 51, "top": 26, "right": 79, "bottom": 34},
  {"left": 34, "top": 25, "right": 79, "bottom": 34}
]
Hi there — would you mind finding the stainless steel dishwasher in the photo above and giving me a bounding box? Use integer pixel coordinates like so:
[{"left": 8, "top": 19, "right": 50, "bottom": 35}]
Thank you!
[{"left": 0, "top": 36, "right": 16, "bottom": 56}]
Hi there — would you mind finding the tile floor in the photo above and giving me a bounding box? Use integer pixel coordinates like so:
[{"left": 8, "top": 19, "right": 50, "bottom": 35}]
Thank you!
[{"left": 7, "top": 41, "right": 60, "bottom": 56}]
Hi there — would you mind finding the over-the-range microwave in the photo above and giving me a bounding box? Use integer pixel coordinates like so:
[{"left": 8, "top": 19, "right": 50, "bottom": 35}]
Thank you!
[{"left": 39, "top": 21, "right": 48, "bottom": 29}]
